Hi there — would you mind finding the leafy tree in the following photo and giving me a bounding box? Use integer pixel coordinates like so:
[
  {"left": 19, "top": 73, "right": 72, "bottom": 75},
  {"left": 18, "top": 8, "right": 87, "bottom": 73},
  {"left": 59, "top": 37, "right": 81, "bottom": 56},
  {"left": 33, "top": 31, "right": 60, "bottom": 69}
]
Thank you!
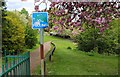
[
  {"left": 2, "top": 11, "right": 25, "bottom": 52},
  {"left": 1, "top": 0, "right": 7, "bottom": 28},
  {"left": 49, "top": 2, "right": 119, "bottom": 54},
  {"left": 1, "top": 0, "right": 7, "bottom": 52},
  {"left": 20, "top": 8, "right": 29, "bottom": 16},
  {"left": 24, "top": 17, "right": 38, "bottom": 49},
  {"left": 49, "top": 2, "right": 119, "bottom": 34},
  {"left": 20, "top": 8, "right": 38, "bottom": 49},
  {"left": 0, "top": 0, "right": 7, "bottom": 19},
  {"left": 75, "top": 19, "right": 119, "bottom": 54}
]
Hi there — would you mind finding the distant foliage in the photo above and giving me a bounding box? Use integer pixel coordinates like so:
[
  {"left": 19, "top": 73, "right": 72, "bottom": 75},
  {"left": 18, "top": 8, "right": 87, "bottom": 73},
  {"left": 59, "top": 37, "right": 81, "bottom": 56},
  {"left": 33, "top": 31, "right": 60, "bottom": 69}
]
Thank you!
[
  {"left": 2, "top": 11, "right": 25, "bottom": 52},
  {"left": 49, "top": 2, "right": 119, "bottom": 34},
  {"left": 2, "top": 8, "right": 38, "bottom": 52},
  {"left": 76, "top": 28, "right": 96, "bottom": 52},
  {"left": 75, "top": 19, "right": 119, "bottom": 55},
  {"left": 49, "top": 2, "right": 119, "bottom": 55},
  {"left": 24, "top": 20, "right": 38, "bottom": 49},
  {"left": 20, "top": 8, "right": 38, "bottom": 49},
  {"left": 20, "top": 8, "right": 29, "bottom": 16}
]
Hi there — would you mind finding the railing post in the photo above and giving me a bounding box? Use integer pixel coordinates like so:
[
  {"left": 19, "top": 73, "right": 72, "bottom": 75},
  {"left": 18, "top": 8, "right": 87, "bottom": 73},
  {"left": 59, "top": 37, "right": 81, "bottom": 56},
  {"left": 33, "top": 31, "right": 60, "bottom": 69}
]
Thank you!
[
  {"left": 2, "top": 65, "right": 5, "bottom": 77},
  {"left": 27, "top": 51, "right": 30, "bottom": 76},
  {"left": 1, "top": 51, "right": 31, "bottom": 76},
  {"left": 49, "top": 55, "right": 52, "bottom": 62},
  {"left": 25, "top": 52, "right": 27, "bottom": 75},
  {"left": 13, "top": 52, "right": 16, "bottom": 75},
  {"left": 5, "top": 50, "right": 8, "bottom": 77}
]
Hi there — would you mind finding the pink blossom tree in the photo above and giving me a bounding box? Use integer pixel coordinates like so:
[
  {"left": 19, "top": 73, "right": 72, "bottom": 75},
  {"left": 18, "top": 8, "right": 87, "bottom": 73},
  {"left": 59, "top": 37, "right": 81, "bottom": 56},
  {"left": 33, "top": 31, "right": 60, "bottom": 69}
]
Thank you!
[{"left": 48, "top": 2, "right": 119, "bottom": 33}]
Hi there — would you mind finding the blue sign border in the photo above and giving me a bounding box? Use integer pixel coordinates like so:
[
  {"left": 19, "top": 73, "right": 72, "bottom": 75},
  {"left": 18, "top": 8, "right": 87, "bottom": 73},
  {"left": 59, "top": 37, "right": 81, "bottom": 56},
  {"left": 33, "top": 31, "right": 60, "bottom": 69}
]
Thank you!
[{"left": 32, "top": 12, "right": 48, "bottom": 29}]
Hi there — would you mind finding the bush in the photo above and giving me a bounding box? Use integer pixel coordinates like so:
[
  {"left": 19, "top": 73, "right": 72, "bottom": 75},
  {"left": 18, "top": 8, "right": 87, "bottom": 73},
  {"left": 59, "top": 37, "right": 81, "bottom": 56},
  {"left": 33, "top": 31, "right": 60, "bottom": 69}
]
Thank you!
[
  {"left": 25, "top": 25, "right": 38, "bottom": 49},
  {"left": 75, "top": 19, "right": 119, "bottom": 55},
  {"left": 67, "top": 46, "right": 72, "bottom": 49},
  {"left": 2, "top": 10, "right": 38, "bottom": 53},
  {"left": 2, "top": 11, "right": 25, "bottom": 52},
  {"left": 76, "top": 28, "right": 97, "bottom": 52}
]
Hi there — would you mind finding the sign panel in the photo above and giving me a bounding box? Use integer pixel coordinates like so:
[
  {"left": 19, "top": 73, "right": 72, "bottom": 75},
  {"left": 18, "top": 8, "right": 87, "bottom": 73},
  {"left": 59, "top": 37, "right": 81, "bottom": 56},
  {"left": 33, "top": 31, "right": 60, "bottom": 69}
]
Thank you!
[{"left": 32, "top": 12, "right": 48, "bottom": 29}]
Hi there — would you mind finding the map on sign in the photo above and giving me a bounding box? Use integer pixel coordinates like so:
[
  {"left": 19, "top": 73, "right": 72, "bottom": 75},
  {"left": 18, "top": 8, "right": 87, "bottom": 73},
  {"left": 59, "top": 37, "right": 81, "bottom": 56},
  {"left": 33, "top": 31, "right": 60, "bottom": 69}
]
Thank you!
[{"left": 32, "top": 12, "right": 48, "bottom": 29}]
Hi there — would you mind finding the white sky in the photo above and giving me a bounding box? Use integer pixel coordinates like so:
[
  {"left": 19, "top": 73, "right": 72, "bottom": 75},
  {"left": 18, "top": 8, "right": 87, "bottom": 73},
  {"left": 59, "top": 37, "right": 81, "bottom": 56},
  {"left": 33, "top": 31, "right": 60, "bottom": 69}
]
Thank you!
[
  {"left": 6, "top": 0, "right": 51, "bottom": 14},
  {"left": 6, "top": 0, "right": 119, "bottom": 14}
]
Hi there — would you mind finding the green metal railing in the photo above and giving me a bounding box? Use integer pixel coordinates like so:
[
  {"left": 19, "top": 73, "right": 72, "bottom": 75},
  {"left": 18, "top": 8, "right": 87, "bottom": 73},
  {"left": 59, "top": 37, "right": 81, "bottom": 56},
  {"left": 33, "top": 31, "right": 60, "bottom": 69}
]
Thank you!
[{"left": 0, "top": 51, "right": 30, "bottom": 77}]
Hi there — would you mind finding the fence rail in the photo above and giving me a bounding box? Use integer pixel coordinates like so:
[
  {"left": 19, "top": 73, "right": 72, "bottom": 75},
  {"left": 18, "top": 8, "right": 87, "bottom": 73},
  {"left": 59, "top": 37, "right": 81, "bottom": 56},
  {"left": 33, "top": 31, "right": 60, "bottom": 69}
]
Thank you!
[
  {"left": 0, "top": 42, "right": 56, "bottom": 76},
  {"left": 45, "top": 42, "right": 56, "bottom": 62},
  {"left": 1, "top": 51, "right": 30, "bottom": 77}
]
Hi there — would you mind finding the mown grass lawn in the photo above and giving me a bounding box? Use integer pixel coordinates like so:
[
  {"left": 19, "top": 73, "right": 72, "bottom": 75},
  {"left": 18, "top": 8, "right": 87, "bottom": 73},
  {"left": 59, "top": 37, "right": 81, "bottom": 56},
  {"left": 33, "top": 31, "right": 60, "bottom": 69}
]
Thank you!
[{"left": 33, "top": 34, "right": 118, "bottom": 75}]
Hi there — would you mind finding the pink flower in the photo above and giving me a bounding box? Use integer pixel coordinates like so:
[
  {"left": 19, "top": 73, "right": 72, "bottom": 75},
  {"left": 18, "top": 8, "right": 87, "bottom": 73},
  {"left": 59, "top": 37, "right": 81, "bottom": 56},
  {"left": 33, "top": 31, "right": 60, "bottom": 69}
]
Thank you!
[
  {"left": 100, "top": 27, "right": 106, "bottom": 33},
  {"left": 96, "top": 26, "right": 100, "bottom": 28},
  {"left": 58, "top": 31, "right": 61, "bottom": 34},
  {"left": 74, "top": 22, "right": 81, "bottom": 27},
  {"left": 53, "top": 19, "right": 56, "bottom": 23},
  {"left": 104, "top": 24, "right": 108, "bottom": 27},
  {"left": 79, "top": 27, "right": 84, "bottom": 32},
  {"left": 70, "top": 22, "right": 74, "bottom": 26},
  {"left": 50, "top": 3, "right": 55, "bottom": 7},
  {"left": 95, "top": 17, "right": 102, "bottom": 24},
  {"left": 53, "top": 26, "right": 58, "bottom": 30},
  {"left": 61, "top": 18, "right": 65, "bottom": 20},
  {"left": 60, "top": 9, "right": 65, "bottom": 13},
  {"left": 101, "top": 17, "right": 105, "bottom": 23},
  {"left": 66, "top": 18, "right": 71, "bottom": 23}
]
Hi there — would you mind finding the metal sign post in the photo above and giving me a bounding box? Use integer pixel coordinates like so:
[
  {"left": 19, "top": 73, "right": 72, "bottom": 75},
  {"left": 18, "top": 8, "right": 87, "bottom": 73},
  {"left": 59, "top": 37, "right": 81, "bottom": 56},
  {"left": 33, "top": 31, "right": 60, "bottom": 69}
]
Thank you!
[
  {"left": 40, "top": 28, "right": 45, "bottom": 76},
  {"left": 32, "top": 0, "right": 48, "bottom": 76}
]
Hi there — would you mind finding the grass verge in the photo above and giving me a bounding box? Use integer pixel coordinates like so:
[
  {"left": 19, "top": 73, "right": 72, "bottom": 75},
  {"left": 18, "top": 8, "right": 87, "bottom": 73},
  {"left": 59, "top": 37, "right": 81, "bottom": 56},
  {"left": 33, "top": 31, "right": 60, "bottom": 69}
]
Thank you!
[{"left": 33, "top": 35, "right": 118, "bottom": 75}]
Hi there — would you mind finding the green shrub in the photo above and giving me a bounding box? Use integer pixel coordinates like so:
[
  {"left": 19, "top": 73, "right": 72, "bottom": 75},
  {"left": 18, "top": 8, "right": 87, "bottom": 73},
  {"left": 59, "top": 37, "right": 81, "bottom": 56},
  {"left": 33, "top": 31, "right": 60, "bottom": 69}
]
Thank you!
[
  {"left": 75, "top": 19, "right": 119, "bottom": 55},
  {"left": 76, "top": 27, "right": 97, "bottom": 52},
  {"left": 2, "top": 11, "right": 25, "bottom": 52},
  {"left": 67, "top": 46, "right": 72, "bottom": 49},
  {"left": 25, "top": 25, "right": 38, "bottom": 49}
]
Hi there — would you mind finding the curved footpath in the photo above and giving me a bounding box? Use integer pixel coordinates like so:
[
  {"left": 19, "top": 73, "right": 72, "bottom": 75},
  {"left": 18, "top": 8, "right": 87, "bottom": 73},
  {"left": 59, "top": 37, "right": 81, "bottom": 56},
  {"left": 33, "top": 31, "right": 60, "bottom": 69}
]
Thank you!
[{"left": 30, "top": 41, "right": 51, "bottom": 74}]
